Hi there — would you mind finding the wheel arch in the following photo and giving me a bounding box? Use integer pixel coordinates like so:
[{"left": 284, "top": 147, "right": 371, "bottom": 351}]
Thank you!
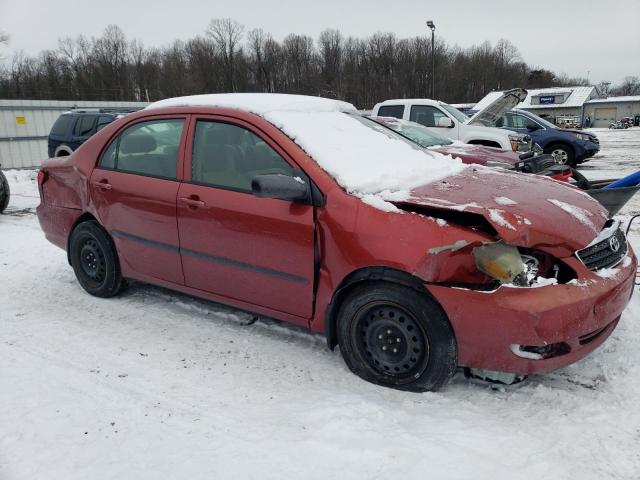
[
  {"left": 324, "top": 266, "right": 436, "bottom": 350},
  {"left": 66, "top": 212, "right": 100, "bottom": 265}
]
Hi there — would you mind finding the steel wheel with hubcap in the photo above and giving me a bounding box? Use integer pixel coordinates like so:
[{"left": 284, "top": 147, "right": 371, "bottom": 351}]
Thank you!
[{"left": 337, "top": 282, "right": 457, "bottom": 392}]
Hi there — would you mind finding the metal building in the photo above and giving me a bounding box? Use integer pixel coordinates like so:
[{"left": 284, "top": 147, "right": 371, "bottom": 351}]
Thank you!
[
  {"left": 0, "top": 99, "right": 148, "bottom": 169},
  {"left": 583, "top": 96, "right": 640, "bottom": 127}
]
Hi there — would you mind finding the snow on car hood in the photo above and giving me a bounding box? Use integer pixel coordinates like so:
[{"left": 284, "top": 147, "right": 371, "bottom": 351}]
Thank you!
[
  {"left": 467, "top": 88, "right": 528, "bottom": 127},
  {"left": 396, "top": 166, "right": 609, "bottom": 255}
]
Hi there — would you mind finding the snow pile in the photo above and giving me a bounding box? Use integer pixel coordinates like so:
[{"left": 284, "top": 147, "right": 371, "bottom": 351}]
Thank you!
[
  {"left": 488, "top": 208, "right": 516, "bottom": 230},
  {"left": 264, "top": 111, "right": 465, "bottom": 204},
  {"left": 494, "top": 196, "right": 517, "bottom": 206}
]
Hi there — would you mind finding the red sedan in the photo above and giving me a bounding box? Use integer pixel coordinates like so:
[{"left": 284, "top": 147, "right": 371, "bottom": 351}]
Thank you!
[{"left": 37, "top": 94, "right": 636, "bottom": 391}]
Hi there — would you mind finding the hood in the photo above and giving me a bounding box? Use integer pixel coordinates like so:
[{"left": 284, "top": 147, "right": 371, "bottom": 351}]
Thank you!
[
  {"left": 393, "top": 166, "right": 609, "bottom": 257},
  {"left": 431, "top": 144, "right": 519, "bottom": 166},
  {"left": 467, "top": 88, "right": 528, "bottom": 127}
]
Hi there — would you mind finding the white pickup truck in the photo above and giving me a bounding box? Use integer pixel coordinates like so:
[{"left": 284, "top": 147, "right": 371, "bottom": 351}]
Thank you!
[{"left": 372, "top": 89, "right": 531, "bottom": 152}]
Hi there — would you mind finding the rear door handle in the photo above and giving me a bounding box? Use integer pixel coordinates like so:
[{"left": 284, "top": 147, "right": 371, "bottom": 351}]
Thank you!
[
  {"left": 178, "top": 196, "right": 206, "bottom": 208},
  {"left": 93, "top": 180, "right": 112, "bottom": 190}
]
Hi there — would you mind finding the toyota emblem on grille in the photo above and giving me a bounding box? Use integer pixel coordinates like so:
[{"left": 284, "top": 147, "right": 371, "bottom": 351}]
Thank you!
[{"left": 609, "top": 236, "right": 620, "bottom": 253}]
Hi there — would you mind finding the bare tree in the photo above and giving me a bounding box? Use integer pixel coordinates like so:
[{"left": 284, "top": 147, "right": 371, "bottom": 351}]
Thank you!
[{"left": 207, "top": 18, "right": 244, "bottom": 91}]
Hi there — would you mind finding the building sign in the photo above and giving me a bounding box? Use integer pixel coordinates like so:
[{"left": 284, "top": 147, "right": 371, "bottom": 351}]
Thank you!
[
  {"left": 15, "top": 116, "right": 27, "bottom": 125},
  {"left": 538, "top": 96, "right": 556, "bottom": 105}
]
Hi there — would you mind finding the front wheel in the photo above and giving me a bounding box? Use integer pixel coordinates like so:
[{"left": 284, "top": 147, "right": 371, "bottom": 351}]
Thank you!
[
  {"left": 336, "top": 282, "right": 457, "bottom": 392},
  {"left": 69, "top": 221, "right": 124, "bottom": 297},
  {"left": 547, "top": 144, "right": 575, "bottom": 166}
]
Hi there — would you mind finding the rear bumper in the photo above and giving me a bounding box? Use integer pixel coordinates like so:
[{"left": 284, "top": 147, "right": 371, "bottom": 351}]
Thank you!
[{"left": 426, "top": 251, "right": 636, "bottom": 374}]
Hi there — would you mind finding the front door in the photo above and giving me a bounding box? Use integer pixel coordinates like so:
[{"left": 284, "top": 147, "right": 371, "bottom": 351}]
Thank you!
[
  {"left": 90, "top": 116, "right": 187, "bottom": 284},
  {"left": 176, "top": 117, "right": 315, "bottom": 320}
]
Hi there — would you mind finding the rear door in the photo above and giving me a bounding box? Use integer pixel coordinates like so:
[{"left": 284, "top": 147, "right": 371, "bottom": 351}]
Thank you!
[
  {"left": 176, "top": 116, "right": 315, "bottom": 321},
  {"left": 90, "top": 115, "right": 188, "bottom": 284}
]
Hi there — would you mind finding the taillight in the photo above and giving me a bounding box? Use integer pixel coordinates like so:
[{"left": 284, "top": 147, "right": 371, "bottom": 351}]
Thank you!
[{"left": 37, "top": 168, "right": 48, "bottom": 198}]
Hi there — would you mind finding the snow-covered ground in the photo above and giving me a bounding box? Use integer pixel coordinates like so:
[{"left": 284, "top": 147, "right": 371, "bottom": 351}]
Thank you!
[{"left": 2, "top": 129, "right": 640, "bottom": 480}]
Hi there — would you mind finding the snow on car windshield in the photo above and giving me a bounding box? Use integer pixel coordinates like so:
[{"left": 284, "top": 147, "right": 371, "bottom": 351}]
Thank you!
[
  {"left": 147, "top": 94, "right": 466, "bottom": 209},
  {"left": 264, "top": 111, "right": 464, "bottom": 203}
]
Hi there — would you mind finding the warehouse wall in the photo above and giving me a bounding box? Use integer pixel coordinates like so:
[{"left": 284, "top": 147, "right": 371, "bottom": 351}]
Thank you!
[
  {"left": 0, "top": 100, "right": 149, "bottom": 169},
  {"left": 583, "top": 101, "right": 640, "bottom": 128}
]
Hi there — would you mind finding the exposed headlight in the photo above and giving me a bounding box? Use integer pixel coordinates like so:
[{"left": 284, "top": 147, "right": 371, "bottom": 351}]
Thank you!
[
  {"left": 473, "top": 242, "right": 524, "bottom": 283},
  {"left": 508, "top": 133, "right": 531, "bottom": 152},
  {"left": 473, "top": 242, "right": 566, "bottom": 287}
]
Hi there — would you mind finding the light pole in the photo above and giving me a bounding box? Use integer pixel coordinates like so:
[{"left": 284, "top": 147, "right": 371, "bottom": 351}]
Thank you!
[{"left": 426, "top": 20, "right": 436, "bottom": 98}]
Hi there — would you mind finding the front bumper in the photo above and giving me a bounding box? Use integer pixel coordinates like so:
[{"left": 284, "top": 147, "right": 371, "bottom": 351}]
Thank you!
[
  {"left": 426, "top": 250, "right": 636, "bottom": 374},
  {"left": 577, "top": 141, "right": 600, "bottom": 162}
]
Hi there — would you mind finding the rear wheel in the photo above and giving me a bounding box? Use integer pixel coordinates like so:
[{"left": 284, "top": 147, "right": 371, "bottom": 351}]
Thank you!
[
  {"left": 0, "top": 170, "right": 9, "bottom": 213},
  {"left": 69, "top": 221, "right": 124, "bottom": 297},
  {"left": 336, "top": 282, "right": 457, "bottom": 392}
]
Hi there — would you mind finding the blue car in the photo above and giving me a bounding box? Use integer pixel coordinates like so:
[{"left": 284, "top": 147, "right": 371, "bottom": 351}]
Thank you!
[{"left": 474, "top": 108, "right": 599, "bottom": 167}]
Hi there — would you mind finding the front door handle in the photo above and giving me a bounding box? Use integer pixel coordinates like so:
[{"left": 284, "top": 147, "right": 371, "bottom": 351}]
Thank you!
[
  {"left": 93, "top": 180, "right": 112, "bottom": 190},
  {"left": 178, "top": 196, "right": 206, "bottom": 208}
]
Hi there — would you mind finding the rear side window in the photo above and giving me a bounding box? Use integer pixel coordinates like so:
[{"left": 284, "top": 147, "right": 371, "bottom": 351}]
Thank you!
[
  {"left": 96, "top": 115, "right": 114, "bottom": 132},
  {"left": 74, "top": 115, "right": 97, "bottom": 137},
  {"left": 99, "top": 119, "right": 185, "bottom": 179},
  {"left": 377, "top": 105, "right": 405, "bottom": 119},
  {"left": 50, "top": 115, "right": 75, "bottom": 136},
  {"left": 410, "top": 105, "right": 448, "bottom": 127},
  {"left": 191, "top": 120, "right": 293, "bottom": 192}
]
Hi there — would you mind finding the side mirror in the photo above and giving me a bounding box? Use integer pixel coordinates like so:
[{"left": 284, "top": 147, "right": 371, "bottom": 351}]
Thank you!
[
  {"left": 437, "top": 117, "right": 454, "bottom": 128},
  {"left": 252, "top": 173, "right": 310, "bottom": 202}
]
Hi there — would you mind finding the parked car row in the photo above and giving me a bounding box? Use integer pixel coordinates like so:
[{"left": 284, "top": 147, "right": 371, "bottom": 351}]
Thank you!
[{"left": 36, "top": 93, "right": 635, "bottom": 392}]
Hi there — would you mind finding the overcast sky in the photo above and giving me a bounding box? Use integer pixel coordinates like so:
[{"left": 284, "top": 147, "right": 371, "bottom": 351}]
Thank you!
[{"left": 1, "top": 0, "right": 638, "bottom": 86}]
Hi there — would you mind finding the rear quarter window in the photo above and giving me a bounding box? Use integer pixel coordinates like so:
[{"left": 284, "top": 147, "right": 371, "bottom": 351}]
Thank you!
[{"left": 50, "top": 115, "right": 75, "bottom": 136}]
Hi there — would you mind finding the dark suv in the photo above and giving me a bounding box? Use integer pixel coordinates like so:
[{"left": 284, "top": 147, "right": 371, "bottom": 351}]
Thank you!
[{"left": 48, "top": 110, "right": 134, "bottom": 157}]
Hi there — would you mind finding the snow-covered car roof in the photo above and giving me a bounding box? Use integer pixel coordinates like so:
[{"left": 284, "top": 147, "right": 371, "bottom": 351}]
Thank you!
[
  {"left": 146, "top": 94, "right": 465, "bottom": 210},
  {"left": 146, "top": 93, "right": 357, "bottom": 115}
]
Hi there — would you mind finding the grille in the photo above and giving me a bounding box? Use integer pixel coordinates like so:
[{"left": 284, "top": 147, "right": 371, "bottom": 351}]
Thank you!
[{"left": 576, "top": 227, "right": 627, "bottom": 271}]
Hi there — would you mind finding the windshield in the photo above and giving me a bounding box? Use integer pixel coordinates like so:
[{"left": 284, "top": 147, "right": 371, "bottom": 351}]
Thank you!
[
  {"left": 440, "top": 104, "right": 469, "bottom": 123},
  {"left": 370, "top": 117, "right": 453, "bottom": 148}
]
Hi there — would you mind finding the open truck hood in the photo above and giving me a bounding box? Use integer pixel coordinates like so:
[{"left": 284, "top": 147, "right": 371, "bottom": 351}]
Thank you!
[
  {"left": 467, "top": 88, "right": 528, "bottom": 127},
  {"left": 394, "top": 167, "right": 609, "bottom": 257}
]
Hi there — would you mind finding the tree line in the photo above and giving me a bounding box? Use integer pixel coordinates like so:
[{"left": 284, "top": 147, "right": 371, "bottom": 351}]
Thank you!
[{"left": 0, "top": 21, "right": 636, "bottom": 108}]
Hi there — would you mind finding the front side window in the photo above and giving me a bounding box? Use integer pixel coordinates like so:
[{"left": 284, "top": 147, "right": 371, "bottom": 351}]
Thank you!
[
  {"left": 409, "top": 105, "right": 448, "bottom": 127},
  {"left": 377, "top": 105, "right": 405, "bottom": 119},
  {"left": 99, "top": 119, "right": 184, "bottom": 179},
  {"left": 96, "top": 115, "right": 114, "bottom": 132},
  {"left": 191, "top": 120, "right": 293, "bottom": 192}
]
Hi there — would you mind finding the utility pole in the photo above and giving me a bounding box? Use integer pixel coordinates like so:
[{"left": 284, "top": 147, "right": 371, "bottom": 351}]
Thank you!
[{"left": 427, "top": 20, "right": 436, "bottom": 98}]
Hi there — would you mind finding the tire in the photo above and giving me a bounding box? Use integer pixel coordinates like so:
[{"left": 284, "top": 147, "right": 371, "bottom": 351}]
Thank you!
[
  {"left": 547, "top": 143, "right": 575, "bottom": 166},
  {"left": 0, "top": 170, "right": 9, "bottom": 214},
  {"left": 69, "top": 221, "right": 124, "bottom": 297},
  {"left": 336, "top": 282, "right": 457, "bottom": 392}
]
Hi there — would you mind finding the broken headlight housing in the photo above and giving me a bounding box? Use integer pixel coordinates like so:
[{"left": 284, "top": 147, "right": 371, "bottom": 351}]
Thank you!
[{"left": 473, "top": 242, "right": 571, "bottom": 287}]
